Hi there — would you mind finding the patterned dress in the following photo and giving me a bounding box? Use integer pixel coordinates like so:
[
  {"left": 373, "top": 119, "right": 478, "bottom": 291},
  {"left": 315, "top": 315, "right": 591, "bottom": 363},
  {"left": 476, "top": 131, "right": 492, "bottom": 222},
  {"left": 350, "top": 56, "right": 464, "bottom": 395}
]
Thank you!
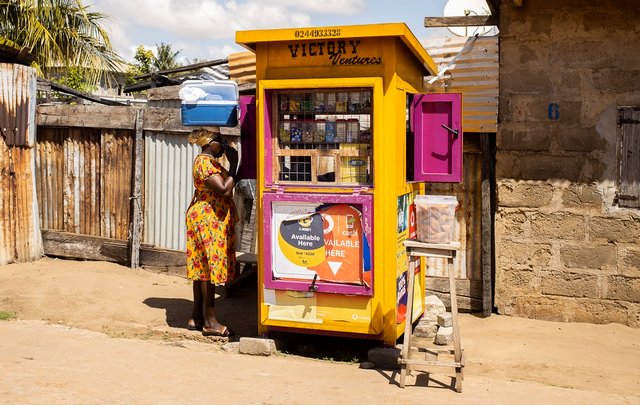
[{"left": 186, "top": 154, "right": 237, "bottom": 284}]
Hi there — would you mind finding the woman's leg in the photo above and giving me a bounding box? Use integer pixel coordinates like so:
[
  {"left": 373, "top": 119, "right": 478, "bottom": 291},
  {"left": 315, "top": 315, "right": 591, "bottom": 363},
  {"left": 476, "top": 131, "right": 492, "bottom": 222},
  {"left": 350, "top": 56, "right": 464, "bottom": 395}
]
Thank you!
[
  {"left": 188, "top": 280, "right": 204, "bottom": 330},
  {"left": 201, "top": 282, "right": 230, "bottom": 335},
  {"left": 202, "top": 281, "right": 218, "bottom": 328}
]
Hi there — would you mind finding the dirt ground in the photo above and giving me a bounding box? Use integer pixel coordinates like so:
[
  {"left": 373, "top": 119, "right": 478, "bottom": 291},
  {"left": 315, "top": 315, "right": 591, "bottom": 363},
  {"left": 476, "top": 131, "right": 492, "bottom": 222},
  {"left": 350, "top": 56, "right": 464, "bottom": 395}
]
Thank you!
[{"left": 0, "top": 257, "right": 639, "bottom": 405}]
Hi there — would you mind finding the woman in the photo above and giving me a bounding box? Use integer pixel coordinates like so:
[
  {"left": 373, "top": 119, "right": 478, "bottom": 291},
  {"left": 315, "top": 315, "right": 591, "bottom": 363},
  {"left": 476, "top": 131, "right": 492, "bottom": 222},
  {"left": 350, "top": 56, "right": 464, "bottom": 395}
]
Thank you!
[{"left": 186, "top": 128, "right": 238, "bottom": 337}]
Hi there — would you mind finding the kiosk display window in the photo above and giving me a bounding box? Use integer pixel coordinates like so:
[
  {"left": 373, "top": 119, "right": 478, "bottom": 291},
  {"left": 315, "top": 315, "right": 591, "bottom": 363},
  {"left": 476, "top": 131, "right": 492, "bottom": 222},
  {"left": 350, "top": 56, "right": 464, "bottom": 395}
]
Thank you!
[{"left": 271, "top": 88, "right": 373, "bottom": 186}]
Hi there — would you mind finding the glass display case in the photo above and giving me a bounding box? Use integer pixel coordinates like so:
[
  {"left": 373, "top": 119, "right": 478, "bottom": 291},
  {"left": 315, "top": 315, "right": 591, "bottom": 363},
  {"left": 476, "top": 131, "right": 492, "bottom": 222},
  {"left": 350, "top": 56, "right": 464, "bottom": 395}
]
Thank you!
[{"left": 271, "top": 88, "right": 373, "bottom": 186}]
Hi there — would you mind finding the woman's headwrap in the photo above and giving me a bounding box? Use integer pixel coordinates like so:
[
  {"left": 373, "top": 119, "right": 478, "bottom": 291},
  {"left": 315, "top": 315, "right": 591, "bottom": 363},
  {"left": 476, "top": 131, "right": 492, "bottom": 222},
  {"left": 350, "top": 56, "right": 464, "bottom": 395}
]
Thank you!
[{"left": 187, "top": 128, "right": 221, "bottom": 147}]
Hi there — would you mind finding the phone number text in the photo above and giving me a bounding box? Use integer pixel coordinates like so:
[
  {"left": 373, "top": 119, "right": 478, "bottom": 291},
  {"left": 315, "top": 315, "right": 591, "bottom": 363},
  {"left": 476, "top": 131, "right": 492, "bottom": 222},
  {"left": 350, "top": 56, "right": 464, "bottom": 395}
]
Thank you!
[{"left": 293, "top": 28, "right": 342, "bottom": 39}]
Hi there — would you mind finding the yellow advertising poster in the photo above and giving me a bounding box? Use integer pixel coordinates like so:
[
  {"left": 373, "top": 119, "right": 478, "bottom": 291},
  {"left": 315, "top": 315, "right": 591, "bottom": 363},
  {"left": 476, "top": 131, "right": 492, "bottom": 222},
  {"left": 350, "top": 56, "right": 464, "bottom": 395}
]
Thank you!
[
  {"left": 396, "top": 192, "right": 422, "bottom": 323},
  {"left": 264, "top": 289, "right": 375, "bottom": 329},
  {"left": 272, "top": 202, "right": 367, "bottom": 285}
]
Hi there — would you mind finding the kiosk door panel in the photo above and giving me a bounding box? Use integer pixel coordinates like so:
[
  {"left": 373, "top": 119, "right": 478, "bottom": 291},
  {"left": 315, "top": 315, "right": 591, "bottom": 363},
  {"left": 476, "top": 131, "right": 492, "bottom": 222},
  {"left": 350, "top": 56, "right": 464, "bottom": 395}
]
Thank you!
[{"left": 411, "top": 93, "right": 462, "bottom": 183}]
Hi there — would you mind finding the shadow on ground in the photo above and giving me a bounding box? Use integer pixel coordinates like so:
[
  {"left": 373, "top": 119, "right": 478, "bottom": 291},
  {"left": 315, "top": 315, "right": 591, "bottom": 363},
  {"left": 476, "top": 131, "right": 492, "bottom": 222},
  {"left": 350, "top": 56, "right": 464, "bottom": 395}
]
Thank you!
[{"left": 143, "top": 268, "right": 385, "bottom": 362}]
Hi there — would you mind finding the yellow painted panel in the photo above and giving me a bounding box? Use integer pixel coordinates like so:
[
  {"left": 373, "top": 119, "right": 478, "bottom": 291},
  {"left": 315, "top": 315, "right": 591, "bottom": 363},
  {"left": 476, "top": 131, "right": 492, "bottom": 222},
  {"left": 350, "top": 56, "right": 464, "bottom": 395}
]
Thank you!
[
  {"left": 237, "top": 23, "right": 437, "bottom": 76},
  {"left": 248, "top": 25, "right": 436, "bottom": 344}
]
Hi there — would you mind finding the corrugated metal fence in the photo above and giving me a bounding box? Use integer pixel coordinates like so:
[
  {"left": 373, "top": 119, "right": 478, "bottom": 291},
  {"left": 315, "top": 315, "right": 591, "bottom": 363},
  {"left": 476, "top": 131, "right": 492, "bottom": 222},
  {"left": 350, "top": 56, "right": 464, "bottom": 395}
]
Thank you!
[
  {"left": 0, "top": 63, "right": 43, "bottom": 265},
  {"left": 35, "top": 104, "right": 218, "bottom": 267},
  {"left": 35, "top": 127, "right": 133, "bottom": 239},
  {"left": 144, "top": 132, "right": 199, "bottom": 250}
]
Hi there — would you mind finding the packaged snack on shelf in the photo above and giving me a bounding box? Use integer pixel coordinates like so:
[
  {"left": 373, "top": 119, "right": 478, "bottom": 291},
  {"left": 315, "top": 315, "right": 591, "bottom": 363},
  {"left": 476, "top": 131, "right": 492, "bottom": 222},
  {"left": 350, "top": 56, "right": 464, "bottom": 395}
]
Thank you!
[
  {"left": 346, "top": 119, "right": 360, "bottom": 142},
  {"left": 290, "top": 121, "right": 303, "bottom": 142},
  {"left": 335, "top": 119, "right": 347, "bottom": 142},
  {"left": 336, "top": 92, "right": 348, "bottom": 113},
  {"left": 300, "top": 94, "right": 313, "bottom": 112},
  {"left": 289, "top": 95, "right": 301, "bottom": 112},
  {"left": 302, "top": 120, "right": 314, "bottom": 142},
  {"left": 348, "top": 91, "right": 361, "bottom": 113},
  {"left": 361, "top": 90, "right": 371, "bottom": 113},
  {"left": 325, "top": 92, "right": 336, "bottom": 112},
  {"left": 313, "top": 93, "right": 325, "bottom": 113},
  {"left": 414, "top": 195, "right": 457, "bottom": 244},
  {"left": 325, "top": 121, "right": 337, "bottom": 142},
  {"left": 359, "top": 127, "right": 371, "bottom": 142},
  {"left": 279, "top": 119, "right": 291, "bottom": 143},
  {"left": 280, "top": 94, "right": 289, "bottom": 112},
  {"left": 314, "top": 119, "right": 326, "bottom": 142}
]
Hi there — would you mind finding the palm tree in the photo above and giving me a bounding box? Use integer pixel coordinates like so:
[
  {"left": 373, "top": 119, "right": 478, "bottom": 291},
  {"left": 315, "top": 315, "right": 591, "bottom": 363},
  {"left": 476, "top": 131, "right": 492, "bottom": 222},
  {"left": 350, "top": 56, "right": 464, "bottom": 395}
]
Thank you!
[
  {"left": 0, "top": 0, "right": 123, "bottom": 86},
  {"left": 153, "top": 42, "right": 181, "bottom": 71}
]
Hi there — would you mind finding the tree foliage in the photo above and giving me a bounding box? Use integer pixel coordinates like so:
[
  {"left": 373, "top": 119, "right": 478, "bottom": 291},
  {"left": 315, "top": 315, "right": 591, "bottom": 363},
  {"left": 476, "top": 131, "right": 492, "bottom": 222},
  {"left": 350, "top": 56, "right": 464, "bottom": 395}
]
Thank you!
[
  {"left": 125, "top": 45, "right": 153, "bottom": 85},
  {"left": 0, "top": 0, "right": 123, "bottom": 86},
  {"left": 126, "top": 43, "right": 182, "bottom": 85},
  {"left": 153, "top": 42, "right": 181, "bottom": 71}
]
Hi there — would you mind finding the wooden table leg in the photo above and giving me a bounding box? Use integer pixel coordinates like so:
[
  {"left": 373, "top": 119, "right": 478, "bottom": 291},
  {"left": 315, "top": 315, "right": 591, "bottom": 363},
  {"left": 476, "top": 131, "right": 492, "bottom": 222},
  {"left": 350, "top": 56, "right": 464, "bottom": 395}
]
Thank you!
[
  {"left": 399, "top": 253, "right": 416, "bottom": 388},
  {"left": 448, "top": 254, "right": 463, "bottom": 393}
]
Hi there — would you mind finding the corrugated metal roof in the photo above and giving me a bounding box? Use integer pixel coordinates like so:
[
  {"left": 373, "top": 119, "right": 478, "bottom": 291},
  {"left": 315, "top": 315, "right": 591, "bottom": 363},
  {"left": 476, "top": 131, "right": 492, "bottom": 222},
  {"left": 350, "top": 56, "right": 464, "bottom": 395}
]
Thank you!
[
  {"left": 229, "top": 51, "right": 256, "bottom": 85},
  {"left": 424, "top": 36, "right": 498, "bottom": 133}
]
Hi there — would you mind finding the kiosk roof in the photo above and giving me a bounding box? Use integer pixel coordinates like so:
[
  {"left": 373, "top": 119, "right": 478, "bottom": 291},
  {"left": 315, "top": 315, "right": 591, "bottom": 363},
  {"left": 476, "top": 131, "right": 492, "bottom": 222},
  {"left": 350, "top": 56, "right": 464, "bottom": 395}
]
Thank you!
[{"left": 236, "top": 22, "right": 438, "bottom": 76}]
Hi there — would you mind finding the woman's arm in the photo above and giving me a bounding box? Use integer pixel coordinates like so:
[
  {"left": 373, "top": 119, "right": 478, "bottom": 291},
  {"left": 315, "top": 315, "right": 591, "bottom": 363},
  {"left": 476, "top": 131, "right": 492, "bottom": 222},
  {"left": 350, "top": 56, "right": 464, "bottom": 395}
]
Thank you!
[
  {"left": 204, "top": 174, "right": 235, "bottom": 197},
  {"left": 204, "top": 146, "right": 238, "bottom": 197}
]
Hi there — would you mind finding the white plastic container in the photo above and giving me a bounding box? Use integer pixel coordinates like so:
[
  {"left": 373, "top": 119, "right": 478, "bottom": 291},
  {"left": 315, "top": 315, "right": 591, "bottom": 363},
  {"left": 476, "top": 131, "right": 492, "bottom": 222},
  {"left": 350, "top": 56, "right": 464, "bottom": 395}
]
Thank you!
[
  {"left": 179, "top": 79, "right": 239, "bottom": 126},
  {"left": 414, "top": 195, "right": 457, "bottom": 244}
]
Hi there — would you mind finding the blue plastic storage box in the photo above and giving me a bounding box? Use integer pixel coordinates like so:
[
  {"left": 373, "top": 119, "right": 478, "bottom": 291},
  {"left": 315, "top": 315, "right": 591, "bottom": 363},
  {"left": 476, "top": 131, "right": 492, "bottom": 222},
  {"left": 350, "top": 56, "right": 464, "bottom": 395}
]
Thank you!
[{"left": 179, "top": 79, "right": 239, "bottom": 127}]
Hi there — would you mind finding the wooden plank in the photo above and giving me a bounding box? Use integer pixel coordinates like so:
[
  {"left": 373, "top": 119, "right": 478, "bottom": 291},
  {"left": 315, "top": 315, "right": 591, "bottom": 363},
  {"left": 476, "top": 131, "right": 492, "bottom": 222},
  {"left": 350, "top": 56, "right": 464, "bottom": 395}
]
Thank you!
[
  {"left": 618, "top": 108, "right": 640, "bottom": 208},
  {"left": 424, "top": 15, "right": 497, "bottom": 28},
  {"left": 139, "top": 245, "right": 186, "bottom": 267},
  {"left": 399, "top": 359, "right": 463, "bottom": 368},
  {"left": 129, "top": 110, "right": 144, "bottom": 268},
  {"left": 37, "top": 105, "right": 136, "bottom": 129},
  {"left": 428, "top": 289, "right": 483, "bottom": 312},
  {"left": 142, "top": 107, "right": 241, "bottom": 136},
  {"left": 42, "top": 229, "right": 129, "bottom": 263},
  {"left": 481, "top": 133, "right": 494, "bottom": 316},
  {"left": 403, "top": 240, "right": 461, "bottom": 250},
  {"left": 42, "top": 229, "right": 190, "bottom": 267},
  {"left": 133, "top": 57, "right": 227, "bottom": 81},
  {"left": 426, "top": 277, "right": 482, "bottom": 298}
]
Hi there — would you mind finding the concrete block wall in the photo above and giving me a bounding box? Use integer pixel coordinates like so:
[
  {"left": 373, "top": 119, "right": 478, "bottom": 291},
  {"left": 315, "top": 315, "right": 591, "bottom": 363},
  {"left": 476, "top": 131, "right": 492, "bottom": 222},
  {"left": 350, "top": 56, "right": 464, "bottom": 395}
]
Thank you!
[{"left": 496, "top": 0, "right": 640, "bottom": 327}]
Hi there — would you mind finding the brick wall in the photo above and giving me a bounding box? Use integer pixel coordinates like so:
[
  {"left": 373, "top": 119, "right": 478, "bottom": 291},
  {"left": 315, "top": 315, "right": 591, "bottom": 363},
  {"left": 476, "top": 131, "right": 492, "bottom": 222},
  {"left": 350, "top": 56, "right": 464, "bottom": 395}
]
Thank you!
[{"left": 496, "top": 0, "right": 640, "bottom": 327}]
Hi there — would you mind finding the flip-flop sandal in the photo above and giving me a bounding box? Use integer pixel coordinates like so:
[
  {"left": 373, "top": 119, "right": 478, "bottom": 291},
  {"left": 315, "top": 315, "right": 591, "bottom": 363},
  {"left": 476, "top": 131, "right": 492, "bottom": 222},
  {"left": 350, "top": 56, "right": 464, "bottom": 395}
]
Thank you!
[{"left": 202, "top": 326, "right": 234, "bottom": 337}]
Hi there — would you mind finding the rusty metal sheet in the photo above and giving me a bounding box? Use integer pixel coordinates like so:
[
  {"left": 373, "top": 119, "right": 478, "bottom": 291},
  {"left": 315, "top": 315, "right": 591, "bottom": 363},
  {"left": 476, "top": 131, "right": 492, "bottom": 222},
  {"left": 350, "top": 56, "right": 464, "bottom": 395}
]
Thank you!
[
  {"left": 35, "top": 126, "right": 134, "bottom": 241},
  {"left": 0, "top": 63, "right": 41, "bottom": 265},
  {"left": 0, "top": 138, "right": 43, "bottom": 264},
  {"left": 0, "top": 63, "right": 36, "bottom": 146}
]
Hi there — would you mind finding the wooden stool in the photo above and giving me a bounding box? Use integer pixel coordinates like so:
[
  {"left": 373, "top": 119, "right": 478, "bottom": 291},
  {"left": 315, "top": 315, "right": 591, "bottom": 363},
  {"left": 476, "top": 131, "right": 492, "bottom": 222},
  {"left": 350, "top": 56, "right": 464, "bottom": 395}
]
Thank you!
[{"left": 398, "top": 240, "right": 464, "bottom": 392}]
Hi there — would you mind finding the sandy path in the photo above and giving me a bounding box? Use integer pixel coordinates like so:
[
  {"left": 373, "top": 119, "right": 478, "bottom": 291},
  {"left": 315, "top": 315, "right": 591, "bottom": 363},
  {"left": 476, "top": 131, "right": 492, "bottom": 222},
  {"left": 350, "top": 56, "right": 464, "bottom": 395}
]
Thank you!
[{"left": 0, "top": 258, "right": 639, "bottom": 404}]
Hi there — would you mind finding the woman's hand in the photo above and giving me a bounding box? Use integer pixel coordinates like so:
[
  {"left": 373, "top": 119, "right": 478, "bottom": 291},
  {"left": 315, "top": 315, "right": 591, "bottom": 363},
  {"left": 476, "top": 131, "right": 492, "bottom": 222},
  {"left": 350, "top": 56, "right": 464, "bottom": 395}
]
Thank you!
[{"left": 225, "top": 146, "right": 239, "bottom": 167}]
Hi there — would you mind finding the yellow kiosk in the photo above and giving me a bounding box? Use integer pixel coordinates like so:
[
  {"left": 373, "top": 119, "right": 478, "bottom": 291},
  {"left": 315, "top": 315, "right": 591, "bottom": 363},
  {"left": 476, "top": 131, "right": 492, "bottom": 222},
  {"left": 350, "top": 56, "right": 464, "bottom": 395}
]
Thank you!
[{"left": 236, "top": 23, "right": 462, "bottom": 345}]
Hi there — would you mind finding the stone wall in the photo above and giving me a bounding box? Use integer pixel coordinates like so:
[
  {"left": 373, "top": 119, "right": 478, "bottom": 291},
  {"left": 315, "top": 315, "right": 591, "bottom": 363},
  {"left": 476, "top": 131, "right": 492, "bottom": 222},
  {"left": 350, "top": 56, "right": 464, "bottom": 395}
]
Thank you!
[{"left": 496, "top": 0, "right": 640, "bottom": 327}]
